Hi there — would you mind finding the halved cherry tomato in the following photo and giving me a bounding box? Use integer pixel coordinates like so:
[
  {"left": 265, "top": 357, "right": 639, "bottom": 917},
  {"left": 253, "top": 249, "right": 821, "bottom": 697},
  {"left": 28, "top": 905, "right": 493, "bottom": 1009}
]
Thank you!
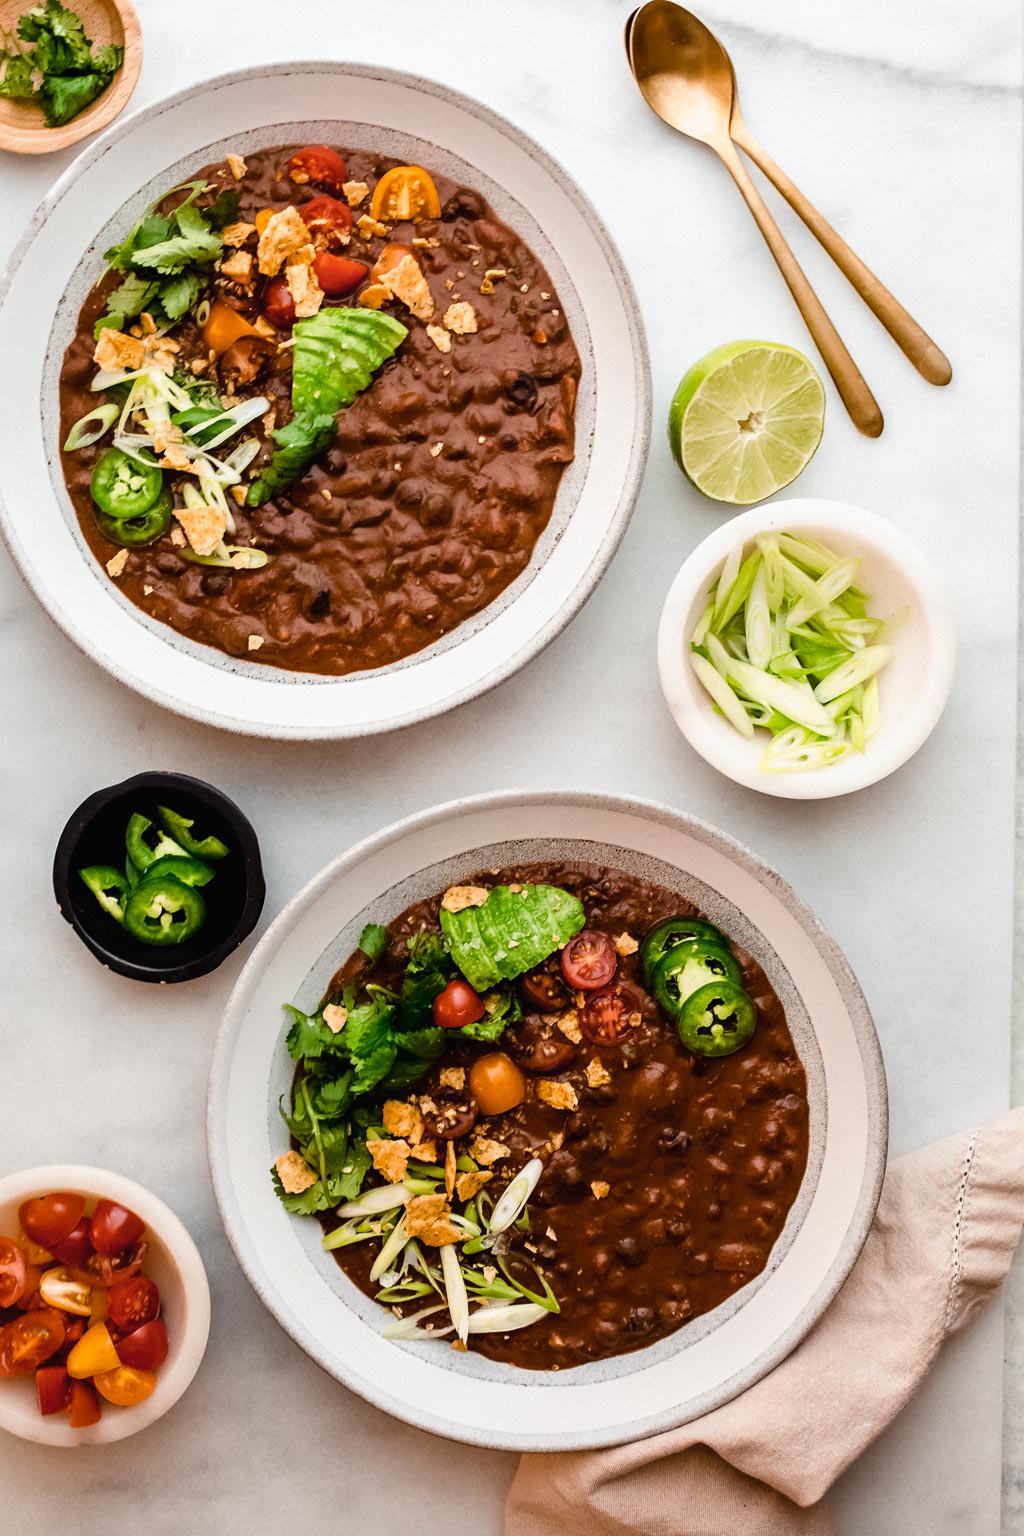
[
  {"left": 50, "top": 1218, "right": 94, "bottom": 1268},
  {"left": 19, "top": 1232, "right": 53, "bottom": 1265},
  {"left": 51, "top": 1316, "right": 85, "bottom": 1365},
  {"left": 116, "top": 1318, "right": 168, "bottom": 1371},
  {"left": 0, "top": 1238, "right": 26, "bottom": 1308},
  {"left": 260, "top": 274, "right": 296, "bottom": 330},
  {"left": 67, "top": 1379, "right": 102, "bottom": 1427},
  {"left": 202, "top": 300, "right": 262, "bottom": 356},
  {"left": 107, "top": 1275, "right": 159, "bottom": 1332},
  {"left": 469, "top": 1053, "right": 526, "bottom": 1116},
  {"left": 288, "top": 145, "right": 347, "bottom": 193},
  {"left": 0, "top": 1309, "right": 65, "bottom": 1376},
  {"left": 433, "top": 978, "right": 486, "bottom": 1030},
  {"left": 580, "top": 980, "right": 644, "bottom": 1046},
  {"left": 83, "top": 1239, "right": 147, "bottom": 1289},
  {"left": 301, "top": 195, "right": 354, "bottom": 242},
  {"left": 90, "top": 1201, "right": 145, "bottom": 1256},
  {"left": 370, "top": 165, "right": 441, "bottom": 223},
  {"left": 312, "top": 251, "right": 367, "bottom": 296},
  {"left": 254, "top": 207, "right": 275, "bottom": 236},
  {"left": 36, "top": 1364, "right": 71, "bottom": 1416},
  {"left": 67, "top": 1321, "right": 120, "bottom": 1379},
  {"left": 94, "top": 1365, "right": 156, "bottom": 1407},
  {"left": 19, "top": 1193, "right": 85, "bottom": 1251},
  {"left": 39, "top": 1266, "right": 92, "bottom": 1317},
  {"left": 16, "top": 1262, "right": 42, "bottom": 1310},
  {"left": 519, "top": 965, "right": 569, "bottom": 1013},
  {"left": 560, "top": 929, "right": 618, "bottom": 991},
  {"left": 370, "top": 242, "right": 415, "bottom": 282}
]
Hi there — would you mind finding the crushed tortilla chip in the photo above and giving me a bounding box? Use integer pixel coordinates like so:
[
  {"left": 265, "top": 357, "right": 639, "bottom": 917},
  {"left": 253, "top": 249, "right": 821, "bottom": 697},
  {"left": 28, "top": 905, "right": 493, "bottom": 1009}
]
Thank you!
[
  {"left": 222, "top": 220, "right": 256, "bottom": 248},
  {"left": 445, "top": 1139, "right": 457, "bottom": 1200},
  {"left": 286, "top": 259, "right": 324, "bottom": 318},
  {"left": 479, "top": 268, "right": 507, "bottom": 295},
  {"left": 455, "top": 1169, "right": 493, "bottom": 1202},
  {"left": 591, "top": 1180, "right": 610, "bottom": 1200},
  {"left": 105, "top": 549, "right": 129, "bottom": 579},
  {"left": 367, "top": 1138, "right": 411, "bottom": 1184},
  {"left": 468, "top": 1133, "right": 511, "bottom": 1167},
  {"left": 425, "top": 323, "right": 452, "bottom": 353},
  {"left": 247, "top": 635, "right": 264, "bottom": 652},
  {"left": 405, "top": 1194, "right": 461, "bottom": 1247},
  {"left": 383, "top": 1099, "right": 424, "bottom": 1142},
  {"left": 439, "top": 1067, "right": 466, "bottom": 1091},
  {"left": 556, "top": 1010, "right": 582, "bottom": 1045},
  {"left": 169, "top": 527, "right": 186, "bottom": 547},
  {"left": 376, "top": 253, "right": 434, "bottom": 320},
  {"left": 441, "top": 884, "right": 489, "bottom": 914},
  {"left": 276, "top": 1151, "right": 317, "bottom": 1194},
  {"left": 322, "top": 1002, "right": 347, "bottom": 1033},
  {"left": 94, "top": 328, "right": 145, "bottom": 373},
  {"left": 226, "top": 153, "right": 247, "bottom": 180},
  {"left": 585, "top": 1057, "right": 612, "bottom": 1088},
  {"left": 220, "top": 249, "right": 254, "bottom": 284},
  {"left": 174, "top": 503, "right": 227, "bottom": 558},
  {"left": 410, "top": 1137, "right": 437, "bottom": 1163},
  {"left": 443, "top": 301, "right": 477, "bottom": 335},
  {"left": 257, "top": 206, "right": 313, "bottom": 276},
  {"left": 357, "top": 284, "right": 391, "bottom": 310},
  {"left": 537, "top": 1080, "right": 578, "bottom": 1111},
  {"left": 355, "top": 213, "right": 388, "bottom": 240},
  {"left": 343, "top": 180, "right": 369, "bottom": 207},
  {"left": 614, "top": 932, "right": 639, "bottom": 956}
]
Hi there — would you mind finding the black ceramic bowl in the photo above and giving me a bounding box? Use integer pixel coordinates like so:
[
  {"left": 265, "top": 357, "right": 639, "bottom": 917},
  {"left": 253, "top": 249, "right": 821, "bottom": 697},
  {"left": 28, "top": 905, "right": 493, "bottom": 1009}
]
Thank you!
[{"left": 53, "top": 772, "right": 266, "bottom": 984}]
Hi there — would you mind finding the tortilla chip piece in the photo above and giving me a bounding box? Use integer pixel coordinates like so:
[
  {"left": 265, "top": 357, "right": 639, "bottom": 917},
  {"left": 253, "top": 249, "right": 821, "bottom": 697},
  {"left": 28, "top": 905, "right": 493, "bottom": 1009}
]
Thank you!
[
  {"left": 455, "top": 1169, "right": 493, "bottom": 1202},
  {"left": 174, "top": 503, "right": 227, "bottom": 558},
  {"left": 222, "top": 221, "right": 256, "bottom": 248},
  {"left": 445, "top": 1139, "right": 457, "bottom": 1200},
  {"left": 257, "top": 206, "right": 313, "bottom": 276},
  {"left": 357, "top": 284, "right": 391, "bottom": 311},
  {"left": 556, "top": 1010, "right": 582, "bottom": 1045},
  {"left": 614, "top": 932, "right": 639, "bottom": 956},
  {"left": 425, "top": 324, "right": 452, "bottom": 354},
  {"left": 377, "top": 253, "right": 434, "bottom": 321},
  {"left": 591, "top": 1180, "right": 610, "bottom": 1200},
  {"left": 537, "top": 1080, "right": 578, "bottom": 1112},
  {"left": 439, "top": 1067, "right": 466, "bottom": 1091},
  {"left": 405, "top": 1194, "right": 461, "bottom": 1247},
  {"left": 226, "top": 153, "right": 247, "bottom": 180},
  {"left": 276, "top": 1151, "right": 317, "bottom": 1194},
  {"left": 383, "top": 1100, "right": 424, "bottom": 1142},
  {"left": 410, "top": 1137, "right": 438, "bottom": 1164},
  {"left": 322, "top": 1003, "right": 347, "bottom": 1034},
  {"left": 585, "top": 1057, "right": 612, "bottom": 1089},
  {"left": 443, "top": 301, "right": 477, "bottom": 335},
  {"left": 343, "top": 180, "right": 369, "bottom": 207},
  {"left": 468, "top": 1134, "right": 510, "bottom": 1168},
  {"left": 94, "top": 328, "right": 146, "bottom": 373},
  {"left": 286, "top": 259, "right": 324, "bottom": 318},
  {"left": 441, "top": 884, "right": 489, "bottom": 914},
  {"left": 105, "top": 549, "right": 129, "bottom": 579},
  {"left": 367, "top": 1138, "right": 410, "bottom": 1184},
  {"left": 221, "top": 249, "right": 254, "bottom": 284}
]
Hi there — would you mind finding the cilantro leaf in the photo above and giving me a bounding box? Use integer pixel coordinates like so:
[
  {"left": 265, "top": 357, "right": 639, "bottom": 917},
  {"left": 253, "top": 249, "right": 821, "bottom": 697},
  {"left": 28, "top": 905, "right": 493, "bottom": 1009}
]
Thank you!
[
  {"left": 284, "top": 1004, "right": 343, "bottom": 1064},
  {"left": 270, "top": 1167, "right": 330, "bottom": 1216},
  {"left": 0, "top": 56, "right": 36, "bottom": 100},
  {"left": 40, "top": 70, "right": 105, "bottom": 127},
  {"left": 131, "top": 220, "right": 221, "bottom": 274},
  {"left": 6, "top": 4, "right": 122, "bottom": 127},
  {"left": 359, "top": 923, "right": 388, "bottom": 965},
  {"left": 406, "top": 931, "right": 450, "bottom": 973},
  {"left": 158, "top": 269, "right": 202, "bottom": 322},
  {"left": 107, "top": 271, "right": 157, "bottom": 320},
  {"left": 459, "top": 1015, "right": 507, "bottom": 1043},
  {"left": 206, "top": 187, "right": 241, "bottom": 230},
  {"left": 90, "top": 41, "right": 122, "bottom": 74}
]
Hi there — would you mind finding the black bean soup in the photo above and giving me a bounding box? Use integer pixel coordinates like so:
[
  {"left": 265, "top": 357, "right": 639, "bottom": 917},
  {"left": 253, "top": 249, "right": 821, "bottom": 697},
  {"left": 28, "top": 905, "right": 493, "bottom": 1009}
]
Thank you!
[
  {"left": 322, "top": 863, "right": 809, "bottom": 1371},
  {"left": 58, "top": 146, "right": 580, "bottom": 675}
]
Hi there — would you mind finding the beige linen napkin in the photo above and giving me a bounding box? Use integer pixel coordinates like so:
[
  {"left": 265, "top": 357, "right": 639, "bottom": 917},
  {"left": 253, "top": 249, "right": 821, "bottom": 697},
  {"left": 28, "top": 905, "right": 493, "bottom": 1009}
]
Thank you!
[{"left": 507, "top": 1107, "right": 1024, "bottom": 1536}]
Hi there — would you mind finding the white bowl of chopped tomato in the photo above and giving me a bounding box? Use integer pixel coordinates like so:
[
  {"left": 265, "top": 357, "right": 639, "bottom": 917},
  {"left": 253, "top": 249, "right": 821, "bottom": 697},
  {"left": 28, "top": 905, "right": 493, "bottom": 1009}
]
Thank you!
[{"left": 0, "top": 1166, "right": 210, "bottom": 1445}]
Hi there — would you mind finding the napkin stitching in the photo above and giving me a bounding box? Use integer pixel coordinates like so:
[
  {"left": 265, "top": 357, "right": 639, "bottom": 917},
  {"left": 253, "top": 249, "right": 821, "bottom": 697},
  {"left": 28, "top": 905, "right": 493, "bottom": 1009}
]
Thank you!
[{"left": 942, "top": 1130, "right": 977, "bottom": 1336}]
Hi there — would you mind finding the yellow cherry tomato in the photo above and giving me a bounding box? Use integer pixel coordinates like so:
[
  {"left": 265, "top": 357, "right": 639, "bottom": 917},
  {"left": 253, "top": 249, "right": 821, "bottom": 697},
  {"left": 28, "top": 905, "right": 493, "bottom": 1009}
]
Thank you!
[
  {"left": 370, "top": 166, "right": 441, "bottom": 224},
  {"left": 469, "top": 1052, "right": 527, "bottom": 1116},
  {"left": 66, "top": 1321, "right": 120, "bottom": 1380},
  {"left": 254, "top": 207, "right": 276, "bottom": 236},
  {"left": 94, "top": 1366, "right": 157, "bottom": 1407},
  {"left": 38, "top": 1265, "right": 92, "bottom": 1317},
  {"left": 19, "top": 1232, "right": 52, "bottom": 1266},
  {"left": 202, "top": 300, "right": 262, "bottom": 357}
]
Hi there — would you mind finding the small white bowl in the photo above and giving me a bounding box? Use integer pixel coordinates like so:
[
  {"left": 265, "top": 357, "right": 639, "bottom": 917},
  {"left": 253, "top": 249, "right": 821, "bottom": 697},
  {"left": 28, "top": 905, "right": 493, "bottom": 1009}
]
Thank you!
[
  {"left": 0, "top": 1166, "right": 210, "bottom": 1446},
  {"left": 657, "top": 499, "right": 955, "bottom": 800}
]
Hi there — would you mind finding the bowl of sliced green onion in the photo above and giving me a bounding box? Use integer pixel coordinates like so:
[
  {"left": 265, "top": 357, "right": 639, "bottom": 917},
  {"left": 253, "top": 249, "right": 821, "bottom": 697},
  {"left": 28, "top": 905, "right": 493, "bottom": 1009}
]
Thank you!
[{"left": 658, "top": 499, "right": 955, "bottom": 799}]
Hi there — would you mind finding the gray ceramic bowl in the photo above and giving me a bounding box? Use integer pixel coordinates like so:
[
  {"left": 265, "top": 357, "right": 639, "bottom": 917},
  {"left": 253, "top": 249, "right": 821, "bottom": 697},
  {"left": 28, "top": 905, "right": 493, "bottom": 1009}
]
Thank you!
[{"left": 207, "top": 791, "right": 887, "bottom": 1450}]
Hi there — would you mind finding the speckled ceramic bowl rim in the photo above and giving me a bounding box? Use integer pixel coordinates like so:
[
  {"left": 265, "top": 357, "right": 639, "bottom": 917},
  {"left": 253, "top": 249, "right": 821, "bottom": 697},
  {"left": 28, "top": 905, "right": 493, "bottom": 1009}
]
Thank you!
[
  {"left": 207, "top": 789, "right": 887, "bottom": 1450},
  {"left": 0, "top": 61, "right": 651, "bottom": 740}
]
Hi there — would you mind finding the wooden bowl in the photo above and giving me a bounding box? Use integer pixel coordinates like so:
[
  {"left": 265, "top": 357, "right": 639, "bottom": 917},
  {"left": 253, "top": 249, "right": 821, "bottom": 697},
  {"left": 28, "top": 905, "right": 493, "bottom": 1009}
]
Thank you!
[{"left": 0, "top": 0, "right": 141, "bottom": 154}]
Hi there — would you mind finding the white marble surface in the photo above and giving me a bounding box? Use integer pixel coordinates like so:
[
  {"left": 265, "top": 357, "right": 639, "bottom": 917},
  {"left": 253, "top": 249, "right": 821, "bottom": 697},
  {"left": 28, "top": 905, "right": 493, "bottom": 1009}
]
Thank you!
[{"left": 0, "top": 1, "right": 1020, "bottom": 1530}]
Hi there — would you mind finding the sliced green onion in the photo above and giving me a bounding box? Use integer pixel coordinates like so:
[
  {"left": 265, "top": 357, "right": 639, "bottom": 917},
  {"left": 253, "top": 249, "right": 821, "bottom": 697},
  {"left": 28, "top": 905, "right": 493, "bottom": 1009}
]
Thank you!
[
  {"left": 711, "top": 539, "right": 743, "bottom": 628},
  {"left": 466, "top": 1302, "right": 547, "bottom": 1334},
  {"left": 64, "top": 403, "right": 119, "bottom": 451},
  {"left": 440, "top": 1244, "right": 469, "bottom": 1343},
  {"left": 336, "top": 1184, "right": 411, "bottom": 1219},
  {"left": 745, "top": 563, "right": 772, "bottom": 670},
  {"left": 692, "top": 655, "right": 755, "bottom": 738},
  {"left": 863, "top": 676, "right": 881, "bottom": 739},
  {"left": 382, "top": 1303, "right": 452, "bottom": 1341},
  {"left": 812, "top": 645, "right": 892, "bottom": 703},
  {"left": 712, "top": 549, "right": 759, "bottom": 632},
  {"left": 757, "top": 534, "right": 785, "bottom": 608},
  {"left": 785, "top": 557, "right": 861, "bottom": 630},
  {"left": 691, "top": 602, "right": 714, "bottom": 647},
  {"left": 760, "top": 728, "right": 856, "bottom": 774},
  {"left": 195, "top": 299, "right": 211, "bottom": 327},
  {"left": 726, "top": 658, "right": 837, "bottom": 736},
  {"left": 487, "top": 1158, "right": 543, "bottom": 1237},
  {"left": 369, "top": 1215, "right": 408, "bottom": 1283},
  {"left": 180, "top": 544, "right": 269, "bottom": 570}
]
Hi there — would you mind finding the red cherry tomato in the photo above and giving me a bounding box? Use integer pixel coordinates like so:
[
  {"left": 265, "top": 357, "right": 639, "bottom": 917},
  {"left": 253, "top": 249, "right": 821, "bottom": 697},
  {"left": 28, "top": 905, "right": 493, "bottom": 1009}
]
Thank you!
[
  {"left": 82, "top": 1240, "right": 147, "bottom": 1290},
  {"left": 288, "top": 145, "right": 347, "bottom": 193},
  {"left": 312, "top": 251, "right": 368, "bottom": 296},
  {"left": 90, "top": 1201, "right": 145, "bottom": 1256},
  {"left": 580, "top": 980, "right": 644, "bottom": 1046},
  {"left": 519, "top": 966, "right": 569, "bottom": 1013},
  {"left": 432, "top": 978, "right": 486, "bottom": 1030},
  {"left": 18, "top": 1193, "right": 85, "bottom": 1251},
  {"left": 260, "top": 274, "right": 296, "bottom": 330},
  {"left": 0, "top": 1309, "right": 65, "bottom": 1376},
  {"left": 67, "top": 1379, "right": 102, "bottom": 1428},
  {"left": 116, "top": 1318, "right": 168, "bottom": 1371},
  {"left": 107, "top": 1275, "right": 160, "bottom": 1331},
  {"left": 36, "top": 1364, "right": 71, "bottom": 1416},
  {"left": 51, "top": 1316, "right": 85, "bottom": 1365},
  {"left": 0, "top": 1238, "right": 26, "bottom": 1308},
  {"left": 50, "top": 1218, "right": 94, "bottom": 1268},
  {"left": 560, "top": 929, "right": 618, "bottom": 991},
  {"left": 301, "top": 195, "right": 354, "bottom": 242}
]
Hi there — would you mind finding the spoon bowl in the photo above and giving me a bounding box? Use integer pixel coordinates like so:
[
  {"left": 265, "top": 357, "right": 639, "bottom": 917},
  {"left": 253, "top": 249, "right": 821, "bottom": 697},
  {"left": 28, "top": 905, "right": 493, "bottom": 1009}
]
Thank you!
[{"left": 626, "top": 0, "right": 733, "bottom": 149}]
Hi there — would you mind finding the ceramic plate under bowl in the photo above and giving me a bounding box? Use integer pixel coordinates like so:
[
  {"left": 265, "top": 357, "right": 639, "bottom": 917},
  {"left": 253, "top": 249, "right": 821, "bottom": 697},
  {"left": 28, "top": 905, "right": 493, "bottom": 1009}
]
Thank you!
[
  {"left": 0, "top": 63, "right": 649, "bottom": 739},
  {"left": 207, "top": 791, "right": 886, "bottom": 1450}
]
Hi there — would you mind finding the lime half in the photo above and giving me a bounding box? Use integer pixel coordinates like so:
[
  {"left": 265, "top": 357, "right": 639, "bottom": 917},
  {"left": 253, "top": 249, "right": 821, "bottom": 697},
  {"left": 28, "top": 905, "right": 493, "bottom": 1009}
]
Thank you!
[{"left": 668, "top": 341, "right": 825, "bottom": 505}]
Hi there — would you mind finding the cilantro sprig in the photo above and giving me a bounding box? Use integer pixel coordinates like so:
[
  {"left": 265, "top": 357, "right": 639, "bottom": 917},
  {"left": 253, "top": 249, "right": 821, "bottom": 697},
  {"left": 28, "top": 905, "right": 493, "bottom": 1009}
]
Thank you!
[
  {"left": 96, "top": 180, "right": 240, "bottom": 338},
  {"left": 0, "top": 1, "right": 123, "bottom": 128}
]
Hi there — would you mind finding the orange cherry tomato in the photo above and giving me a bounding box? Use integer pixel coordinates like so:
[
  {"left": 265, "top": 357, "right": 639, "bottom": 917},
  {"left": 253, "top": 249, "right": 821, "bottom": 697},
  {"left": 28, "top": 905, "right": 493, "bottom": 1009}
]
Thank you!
[
  {"left": 312, "top": 252, "right": 367, "bottom": 296},
  {"left": 0, "top": 1238, "right": 26, "bottom": 1308},
  {"left": 202, "top": 300, "right": 262, "bottom": 356},
  {"left": 288, "top": 145, "right": 347, "bottom": 193},
  {"left": 67, "top": 1380, "right": 102, "bottom": 1427},
  {"left": 94, "top": 1365, "right": 156, "bottom": 1407},
  {"left": 66, "top": 1321, "right": 120, "bottom": 1380},
  {"left": 469, "top": 1053, "right": 527, "bottom": 1116},
  {"left": 0, "top": 1310, "right": 65, "bottom": 1377},
  {"left": 370, "top": 165, "right": 441, "bottom": 223},
  {"left": 254, "top": 207, "right": 275, "bottom": 236},
  {"left": 19, "top": 1193, "right": 85, "bottom": 1251}
]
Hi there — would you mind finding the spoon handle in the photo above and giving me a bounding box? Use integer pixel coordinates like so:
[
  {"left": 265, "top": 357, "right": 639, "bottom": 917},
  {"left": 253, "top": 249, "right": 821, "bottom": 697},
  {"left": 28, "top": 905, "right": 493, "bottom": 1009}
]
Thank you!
[
  {"left": 719, "top": 141, "right": 884, "bottom": 438},
  {"left": 731, "top": 120, "right": 952, "bottom": 386}
]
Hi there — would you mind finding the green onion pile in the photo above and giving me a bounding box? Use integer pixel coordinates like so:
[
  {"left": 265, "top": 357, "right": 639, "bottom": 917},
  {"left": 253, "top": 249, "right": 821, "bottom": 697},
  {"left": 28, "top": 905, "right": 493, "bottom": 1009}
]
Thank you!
[{"left": 690, "top": 532, "right": 905, "bottom": 773}]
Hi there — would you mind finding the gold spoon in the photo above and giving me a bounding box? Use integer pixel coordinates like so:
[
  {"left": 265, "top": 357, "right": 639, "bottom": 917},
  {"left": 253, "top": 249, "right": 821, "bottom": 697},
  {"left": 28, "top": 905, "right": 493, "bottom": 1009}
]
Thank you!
[{"left": 627, "top": 0, "right": 884, "bottom": 437}]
